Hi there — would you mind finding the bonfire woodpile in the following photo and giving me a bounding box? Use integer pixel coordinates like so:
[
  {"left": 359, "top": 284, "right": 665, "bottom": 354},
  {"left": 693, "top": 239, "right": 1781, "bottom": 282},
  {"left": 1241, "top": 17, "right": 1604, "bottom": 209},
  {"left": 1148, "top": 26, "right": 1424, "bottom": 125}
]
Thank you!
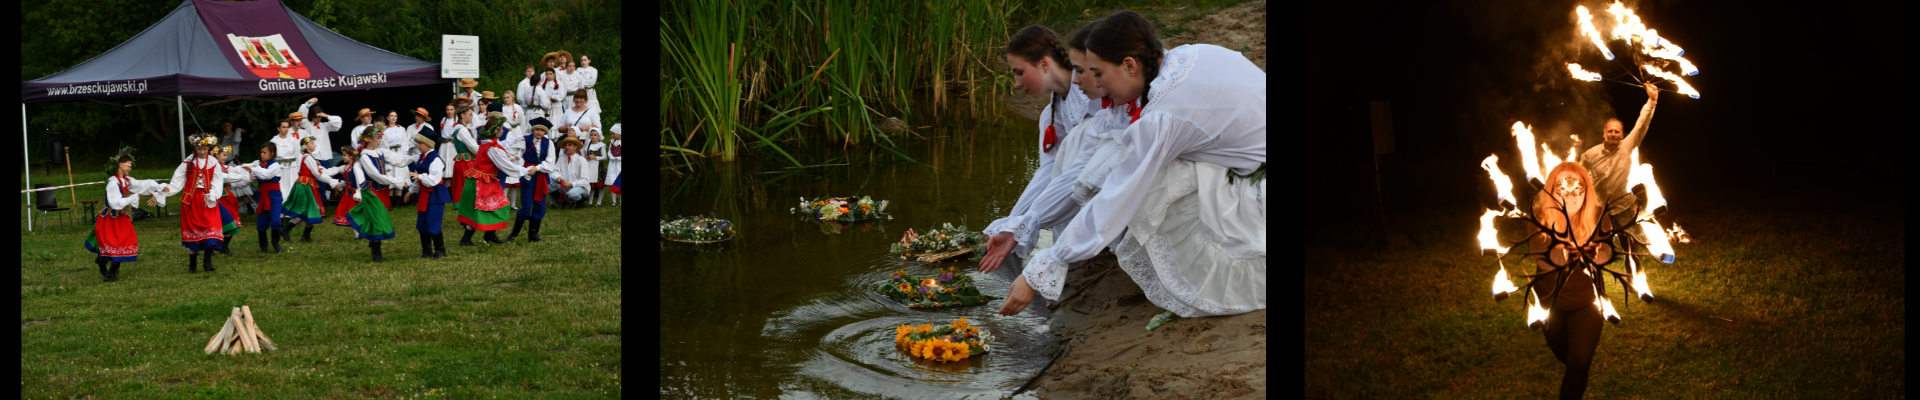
[{"left": 204, "top": 306, "right": 278, "bottom": 355}]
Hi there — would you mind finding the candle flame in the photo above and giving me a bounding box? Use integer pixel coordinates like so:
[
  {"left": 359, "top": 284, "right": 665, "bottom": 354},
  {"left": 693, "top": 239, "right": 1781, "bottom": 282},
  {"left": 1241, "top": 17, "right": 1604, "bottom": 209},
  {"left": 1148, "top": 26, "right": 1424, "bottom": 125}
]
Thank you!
[
  {"left": 1567, "top": 63, "right": 1604, "bottom": 82},
  {"left": 1511, "top": 122, "right": 1543, "bottom": 183},
  {"left": 1574, "top": 6, "right": 1614, "bottom": 60},
  {"left": 1492, "top": 261, "right": 1520, "bottom": 296}
]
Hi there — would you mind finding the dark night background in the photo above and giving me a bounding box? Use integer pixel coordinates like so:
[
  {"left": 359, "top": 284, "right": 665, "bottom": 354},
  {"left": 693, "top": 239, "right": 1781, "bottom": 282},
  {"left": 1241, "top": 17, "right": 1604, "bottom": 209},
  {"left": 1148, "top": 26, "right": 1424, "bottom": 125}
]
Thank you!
[{"left": 1304, "top": 0, "right": 1904, "bottom": 236}]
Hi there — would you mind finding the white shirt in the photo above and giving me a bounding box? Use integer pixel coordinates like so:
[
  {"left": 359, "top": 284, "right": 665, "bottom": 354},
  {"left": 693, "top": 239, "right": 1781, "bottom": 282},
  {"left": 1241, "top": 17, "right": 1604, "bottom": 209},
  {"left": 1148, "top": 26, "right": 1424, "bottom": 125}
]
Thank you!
[
  {"left": 382, "top": 125, "right": 411, "bottom": 171},
  {"left": 516, "top": 77, "right": 537, "bottom": 108},
  {"left": 408, "top": 155, "right": 446, "bottom": 192},
  {"left": 1024, "top": 44, "right": 1267, "bottom": 301},
  {"left": 351, "top": 149, "right": 405, "bottom": 200},
  {"left": 557, "top": 152, "right": 592, "bottom": 189},
  {"left": 577, "top": 66, "right": 598, "bottom": 90},
  {"left": 106, "top": 174, "right": 164, "bottom": 211},
  {"left": 583, "top": 141, "right": 605, "bottom": 179},
  {"left": 484, "top": 140, "right": 529, "bottom": 177},
  {"left": 540, "top": 80, "right": 566, "bottom": 113},
  {"left": 982, "top": 82, "right": 1089, "bottom": 251},
  {"left": 268, "top": 132, "right": 302, "bottom": 199},
  {"left": 297, "top": 103, "right": 341, "bottom": 160},
  {"left": 501, "top": 104, "right": 526, "bottom": 135},
  {"left": 158, "top": 155, "right": 226, "bottom": 209},
  {"left": 298, "top": 154, "right": 341, "bottom": 189},
  {"left": 561, "top": 105, "right": 600, "bottom": 135}
]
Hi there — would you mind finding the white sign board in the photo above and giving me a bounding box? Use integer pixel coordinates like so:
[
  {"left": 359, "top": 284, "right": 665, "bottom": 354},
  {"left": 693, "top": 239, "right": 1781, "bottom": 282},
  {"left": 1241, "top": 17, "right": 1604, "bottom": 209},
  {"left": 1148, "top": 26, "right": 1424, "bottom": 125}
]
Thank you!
[{"left": 441, "top": 35, "right": 480, "bottom": 79}]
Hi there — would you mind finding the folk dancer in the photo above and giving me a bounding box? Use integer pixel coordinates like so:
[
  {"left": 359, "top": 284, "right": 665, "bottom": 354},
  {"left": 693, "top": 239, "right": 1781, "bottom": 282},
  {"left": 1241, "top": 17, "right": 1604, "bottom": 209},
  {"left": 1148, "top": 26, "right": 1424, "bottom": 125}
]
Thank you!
[
  {"left": 407, "top": 134, "right": 451, "bottom": 259},
  {"left": 503, "top": 117, "right": 557, "bottom": 243},
  {"left": 150, "top": 133, "right": 228, "bottom": 274},
  {"left": 457, "top": 113, "right": 524, "bottom": 245},
  {"left": 86, "top": 147, "right": 165, "bottom": 281}
]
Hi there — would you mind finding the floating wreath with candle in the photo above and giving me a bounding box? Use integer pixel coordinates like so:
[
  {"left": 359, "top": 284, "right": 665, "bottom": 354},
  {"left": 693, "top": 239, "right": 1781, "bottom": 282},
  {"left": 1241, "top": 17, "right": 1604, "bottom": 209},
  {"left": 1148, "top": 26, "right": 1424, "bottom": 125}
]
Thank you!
[
  {"left": 894, "top": 317, "right": 994, "bottom": 362},
  {"left": 659, "top": 214, "right": 735, "bottom": 243},
  {"left": 877, "top": 267, "right": 1001, "bottom": 308},
  {"left": 792, "top": 196, "right": 891, "bottom": 222},
  {"left": 889, "top": 223, "right": 984, "bottom": 262}
]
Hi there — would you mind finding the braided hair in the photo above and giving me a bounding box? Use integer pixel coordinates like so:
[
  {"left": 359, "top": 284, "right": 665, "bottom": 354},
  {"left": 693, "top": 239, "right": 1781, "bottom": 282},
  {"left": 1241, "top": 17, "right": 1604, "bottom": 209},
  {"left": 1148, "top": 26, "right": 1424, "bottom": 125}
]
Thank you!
[
  {"left": 1087, "top": 11, "right": 1165, "bottom": 109},
  {"left": 1008, "top": 25, "right": 1075, "bottom": 130}
]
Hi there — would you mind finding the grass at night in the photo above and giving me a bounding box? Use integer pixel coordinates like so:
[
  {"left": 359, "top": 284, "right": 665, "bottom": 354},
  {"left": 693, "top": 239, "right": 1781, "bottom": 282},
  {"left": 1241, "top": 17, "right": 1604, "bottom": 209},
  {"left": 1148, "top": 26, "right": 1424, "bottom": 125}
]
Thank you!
[
  {"left": 19, "top": 166, "right": 624, "bottom": 398},
  {"left": 1304, "top": 187, "right": 1904, "bottom": 398}
]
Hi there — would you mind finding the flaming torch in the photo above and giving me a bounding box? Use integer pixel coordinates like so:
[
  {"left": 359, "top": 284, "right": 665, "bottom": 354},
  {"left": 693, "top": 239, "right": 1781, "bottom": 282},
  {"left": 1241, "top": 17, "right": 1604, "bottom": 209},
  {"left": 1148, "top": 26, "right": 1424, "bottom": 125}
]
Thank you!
[
  {"left": 1574, "top": 6, "right": 1614, "bottom": 60},
  {"left": 1595, "top": 285, "right": 1622, "bottom": 324},
  {"left": 1511, "top": 122, "right": 1544, "bottom": 187},
  {"left": 1492, "top": 261, "right": 1521, "bottom": 301},
  {"left": 1643, "top": 65, "right": 1701, "bottom": 99},
  {"left": 1481, "top": 155, "right": 1519, "bottom": 211},
  {"left": 1568, "top": 63, "right": 1604, "bottom": 82}
]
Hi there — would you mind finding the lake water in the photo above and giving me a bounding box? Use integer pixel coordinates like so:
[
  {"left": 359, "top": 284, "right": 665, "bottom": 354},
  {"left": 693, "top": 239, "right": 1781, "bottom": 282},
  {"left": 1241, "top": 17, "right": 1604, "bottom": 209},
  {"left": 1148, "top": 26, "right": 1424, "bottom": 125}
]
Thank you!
[{"left": 659, "top": 117, "right": 1066, "bottom": 399}]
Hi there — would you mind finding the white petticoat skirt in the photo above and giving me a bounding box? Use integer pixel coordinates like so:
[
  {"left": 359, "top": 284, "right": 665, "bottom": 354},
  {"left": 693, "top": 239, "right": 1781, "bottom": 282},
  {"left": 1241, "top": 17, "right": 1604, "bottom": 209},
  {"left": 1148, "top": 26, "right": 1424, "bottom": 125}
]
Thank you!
[
  {"left": 1113, "top": 159, "right": 1267, "bottom": 318},
  {"left": 586, "top": 88, "right": 599, "bottom": 112}
]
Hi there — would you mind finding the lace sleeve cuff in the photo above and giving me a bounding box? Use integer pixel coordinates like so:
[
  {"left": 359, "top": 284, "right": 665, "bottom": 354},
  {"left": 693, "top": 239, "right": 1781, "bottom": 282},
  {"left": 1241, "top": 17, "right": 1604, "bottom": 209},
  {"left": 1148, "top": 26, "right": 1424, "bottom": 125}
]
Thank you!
[
  {"left": 984, "top": 215, "right": 1029, "bottom": 238},
  {"left": 1024, "top": 249, "right": 1069, "bottom": 301}
]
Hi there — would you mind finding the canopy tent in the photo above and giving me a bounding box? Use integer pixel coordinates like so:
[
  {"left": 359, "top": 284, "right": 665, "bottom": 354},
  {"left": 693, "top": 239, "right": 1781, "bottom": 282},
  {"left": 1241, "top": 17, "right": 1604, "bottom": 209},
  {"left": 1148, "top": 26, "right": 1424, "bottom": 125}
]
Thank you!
[{"left": 20, "top": 0, "right": 454, "bottom": 231}]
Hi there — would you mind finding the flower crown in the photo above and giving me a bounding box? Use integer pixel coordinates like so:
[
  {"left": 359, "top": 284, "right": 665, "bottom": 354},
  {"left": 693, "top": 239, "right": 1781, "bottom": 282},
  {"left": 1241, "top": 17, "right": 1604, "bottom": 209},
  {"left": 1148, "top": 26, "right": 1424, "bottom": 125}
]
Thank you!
[
  {"left": 188, "top": 133, "right": 219, "bottom": 147},
  {"left": 103, "top": 146, "right": 136, "bottom": 174}
]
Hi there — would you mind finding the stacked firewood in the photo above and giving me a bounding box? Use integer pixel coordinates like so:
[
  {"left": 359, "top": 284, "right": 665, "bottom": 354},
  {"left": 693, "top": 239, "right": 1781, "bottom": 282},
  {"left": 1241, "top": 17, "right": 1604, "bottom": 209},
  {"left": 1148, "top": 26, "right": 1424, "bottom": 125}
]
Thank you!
[{"left": 204, "top": 306, "right": 277, "bottom": 354}]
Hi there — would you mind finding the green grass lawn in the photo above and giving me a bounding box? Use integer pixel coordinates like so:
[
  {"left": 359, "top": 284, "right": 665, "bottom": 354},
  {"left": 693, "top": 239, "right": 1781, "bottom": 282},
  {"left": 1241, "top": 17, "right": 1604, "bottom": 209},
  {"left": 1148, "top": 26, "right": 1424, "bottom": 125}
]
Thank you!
[
  {"left": 20, "top": 166, "right": 624, "bottom": 399},
  {"left": 1304, "top": 191, "right": 1904, "bottom": 398}
]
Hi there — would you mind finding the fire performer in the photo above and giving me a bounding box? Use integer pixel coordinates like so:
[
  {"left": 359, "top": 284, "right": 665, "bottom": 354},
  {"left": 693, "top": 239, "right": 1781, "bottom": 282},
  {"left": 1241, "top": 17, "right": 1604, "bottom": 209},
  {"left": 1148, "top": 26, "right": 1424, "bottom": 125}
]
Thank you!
[
  {"left": 150, "top": 133, "right": 229, "bottom": 274},
  {"left": 86, "top": 147, "right": 166, "bottom": 281},
  {"left": 1579, "top": 82, "right": 1659, "bottom": 253},
  {"left": 1531, "top": 162, "right": 1614, "bottom": 399}
]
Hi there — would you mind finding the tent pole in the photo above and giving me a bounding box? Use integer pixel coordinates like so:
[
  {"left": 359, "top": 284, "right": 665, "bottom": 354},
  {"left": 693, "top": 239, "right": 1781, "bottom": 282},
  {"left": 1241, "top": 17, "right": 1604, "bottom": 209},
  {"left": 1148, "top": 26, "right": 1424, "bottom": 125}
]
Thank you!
[
  {"left": 178, "top": 95, "right": 186, "bottom": 160},
  {"left": 22, "top": 103, "right": 30, "bottom": 232}
]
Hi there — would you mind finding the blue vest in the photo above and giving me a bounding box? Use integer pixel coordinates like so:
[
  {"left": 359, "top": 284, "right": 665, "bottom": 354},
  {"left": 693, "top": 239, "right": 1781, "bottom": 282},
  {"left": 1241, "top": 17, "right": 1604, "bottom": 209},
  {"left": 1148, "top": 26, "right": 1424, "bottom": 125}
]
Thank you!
[
  {"left": 410, "top": 150, "right": 451, "bottom": 205},
  {"left": 254, "top": 159, "right": 280, "bottom": 184},
  {"left": 361, "top": 154, "right": 390, "bottom": 191},
  {"left": 521, "top": 135, "right": 551, "bottom": 169}
]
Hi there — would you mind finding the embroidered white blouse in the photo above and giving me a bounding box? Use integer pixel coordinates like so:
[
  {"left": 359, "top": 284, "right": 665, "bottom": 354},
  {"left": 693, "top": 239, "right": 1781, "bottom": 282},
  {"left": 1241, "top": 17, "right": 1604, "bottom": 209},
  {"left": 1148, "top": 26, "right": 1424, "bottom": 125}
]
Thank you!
[
  {"left": 1022, "top": 44, "right": 1268, "bottom": 300},
  {"left": 106, "top": 175, "right": 165, "bottom": 211},
  {"left": 982, "top": 82, "right": 1089, "bottom": 247},
  {"left": 157, "top": 156, "right": 227, "bottom": 209}
]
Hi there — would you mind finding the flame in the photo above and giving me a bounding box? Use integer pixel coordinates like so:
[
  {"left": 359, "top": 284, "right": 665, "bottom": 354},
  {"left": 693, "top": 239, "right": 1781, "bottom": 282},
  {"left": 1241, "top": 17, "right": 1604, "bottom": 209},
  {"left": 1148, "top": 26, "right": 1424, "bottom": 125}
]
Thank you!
[
  {"left": 1631, "top": 270, "right": 1655, "bottom": 300},
  {"left": 1527, "top": 288, "right": 1551, "bottom": 327},
  {"left": 1670, "top": 222, "right": 1691, "bottom": 243},
  {"left": 1601, "top": 1, "right": 1702, "bottom": 95},
  {"left": 1567, "top": 63, "right": 1603, "bottom": 82},
  {"left": 1574, "top": 6, "right": 1614, "bottom": 60},
  {"left": 1481, "top": 155, "right": 1518, "bottom": 203},
  {"left": 1595, "top": 284, "right": 1622, "bottom": 322},
  {"left": 1511, "top": 122, "right": 1543, "bottom": 183},
  {"left": 1628, "top": 158, "right": 1669, "bottom": 217},
  {"left": 1639, "top": 220, "right": 1676, "bottom": 262},
  {"left": 1643, "top": 64, "right": 1700, "bottom": 99},
  {"left": 1566, "top": 138, "right": 1578, "bottom": 164},
  {"left": 1541, "top": 142, "right": 1564, "bottom": 170},
  {"left": 1479, "top": 209, "right": 1508, "bottom": 255},
  {"left": 1492, "top": 261, "right": 1520, "bottom": 296}
]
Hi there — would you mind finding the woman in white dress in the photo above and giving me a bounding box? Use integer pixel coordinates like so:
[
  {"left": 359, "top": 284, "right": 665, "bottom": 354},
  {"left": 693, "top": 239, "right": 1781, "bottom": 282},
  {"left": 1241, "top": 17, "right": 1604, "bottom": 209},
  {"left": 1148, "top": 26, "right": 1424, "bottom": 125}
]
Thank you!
[
  {"left": 577, "top": 55, "right": 600, "bottom": 110},
  {"left": 978, "top": 24, "right": 1091, "bottom": 279},
  {"left": 997, "top": 11, "right": 1266, "bottom": 321},
  {"left": 382, "top": 110, "right": 412, "bottom": 205}
]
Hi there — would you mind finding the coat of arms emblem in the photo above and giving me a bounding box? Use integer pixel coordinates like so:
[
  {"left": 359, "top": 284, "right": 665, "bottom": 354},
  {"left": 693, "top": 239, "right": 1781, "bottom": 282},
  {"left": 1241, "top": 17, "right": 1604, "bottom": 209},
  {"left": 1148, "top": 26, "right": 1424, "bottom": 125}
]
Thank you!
[{"left": 227, "top": 33, "right": 310, "bottom": 79}]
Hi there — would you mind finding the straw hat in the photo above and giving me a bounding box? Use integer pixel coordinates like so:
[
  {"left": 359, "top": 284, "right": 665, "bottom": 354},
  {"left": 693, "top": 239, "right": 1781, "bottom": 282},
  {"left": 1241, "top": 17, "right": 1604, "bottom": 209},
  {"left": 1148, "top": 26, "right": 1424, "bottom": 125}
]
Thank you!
[
  {"left": 555, "top": 50, "right": 573, "bottom": 62},
  {"left": 542, "top": 52, "right": 559, "bottom": 65},
  {"left": 413, "top": 107, "right": 432, "bottom": 120},
  {"left": 287, "top": 111, "right": 304, "bottom": 120},
  {"left": 481, "top": 91, "right": 498, "bottom": 100},
  {"left": 557, "top": 136, "right": 583, "bottom": 149},
  {"left": 459, "top": 78, "right": 479, "bottom": 88},
  {"left": 357, "top": 108, "right": 375, "bottom": 119}
]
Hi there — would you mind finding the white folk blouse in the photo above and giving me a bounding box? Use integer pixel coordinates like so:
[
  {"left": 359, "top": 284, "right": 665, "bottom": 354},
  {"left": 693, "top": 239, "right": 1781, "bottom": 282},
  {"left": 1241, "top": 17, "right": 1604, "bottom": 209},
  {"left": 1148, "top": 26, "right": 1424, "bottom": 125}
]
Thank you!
[
  {"left": 983, "top": 82, "right": 1089, "bottom": 248},
  {"left": 1022, "top": 44, "right": 1267, "bottom": 301}
]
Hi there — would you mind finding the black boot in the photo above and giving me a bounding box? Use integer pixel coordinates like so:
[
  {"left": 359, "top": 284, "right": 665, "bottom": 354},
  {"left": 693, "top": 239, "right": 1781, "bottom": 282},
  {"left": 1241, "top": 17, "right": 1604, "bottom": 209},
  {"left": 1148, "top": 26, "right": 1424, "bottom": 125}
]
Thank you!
[
  {"left": 527, "top": 219, "right": 544, "bottom": 242},
  {"left": 222, "top": 235, "right": 234, "bottom": 255},
  {"left": 271, "top": 227, "right": 284, "bottom": 253},
  {"left": 433, "top": 233, "right": 448, "bottom": 259},
  {"left": 258, "top": 231, "right": 270, "bottom": 254},
  {"left": 460, "top": 228, "right": 477, "bottom": 246},
  {"left": 97, "top": 256, "right": 110, "bottom": 282},
  {"left": 503, "top": 219, "right": 525, "bottom": 243},
  {"left": 109, "top": 262, "right": 121, "bottom": 282},
  {"left": 370, "top": 240, "right": 384, "bottom": 262},
  {"left": 420, "top": 234, "right": 433, "bottom": 259},
  {"left": 484, "top": 230, "right": 507, "bottom": 244},
  {"left": 188, "top": 251, "right": 199, "bottom": 274},
  {"left": 302, "top": 225, "right": 314, "bottom": 242},
  {"left": 202, "top": 247, "right": 215, "bottom": 272}
]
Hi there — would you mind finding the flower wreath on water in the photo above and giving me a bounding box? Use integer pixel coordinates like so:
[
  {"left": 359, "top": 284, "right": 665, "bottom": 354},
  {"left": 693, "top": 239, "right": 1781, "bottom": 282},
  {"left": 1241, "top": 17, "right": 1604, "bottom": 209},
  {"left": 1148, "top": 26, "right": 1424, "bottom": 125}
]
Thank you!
[
  {"left": 792, "top": 196, "right": 892, "bottom": 222},
  {"left": 660, "top": 214, "right": 736, "bottom": 243},
  {"left": 889, "top": 222, "right": 985, "bottom": 262},
  {"left": 877, "top": 266, "right": 1001, "bottom": 308},
  {"left": 893, "top": 317, "right": 995, "bottom": 362}
]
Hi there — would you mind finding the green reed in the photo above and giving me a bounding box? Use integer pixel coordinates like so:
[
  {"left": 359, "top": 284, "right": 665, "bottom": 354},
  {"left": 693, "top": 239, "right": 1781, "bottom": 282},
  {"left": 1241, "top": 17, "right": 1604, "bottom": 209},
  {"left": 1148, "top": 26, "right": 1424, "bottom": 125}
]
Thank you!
[{"left": 660, "top": 0, "right": 1016, "bottom": 170}]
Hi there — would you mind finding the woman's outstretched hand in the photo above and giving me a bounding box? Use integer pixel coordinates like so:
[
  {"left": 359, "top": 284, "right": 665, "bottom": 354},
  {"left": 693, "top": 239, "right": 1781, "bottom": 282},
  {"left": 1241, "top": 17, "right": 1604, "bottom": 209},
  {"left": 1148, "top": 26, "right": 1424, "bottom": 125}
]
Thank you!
[
  {"left": 998, "top": 274, "right": 1037, "bottom": 316},
  {"left": 978, "top": 232, "right": 1017, "bottom": 274}
]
